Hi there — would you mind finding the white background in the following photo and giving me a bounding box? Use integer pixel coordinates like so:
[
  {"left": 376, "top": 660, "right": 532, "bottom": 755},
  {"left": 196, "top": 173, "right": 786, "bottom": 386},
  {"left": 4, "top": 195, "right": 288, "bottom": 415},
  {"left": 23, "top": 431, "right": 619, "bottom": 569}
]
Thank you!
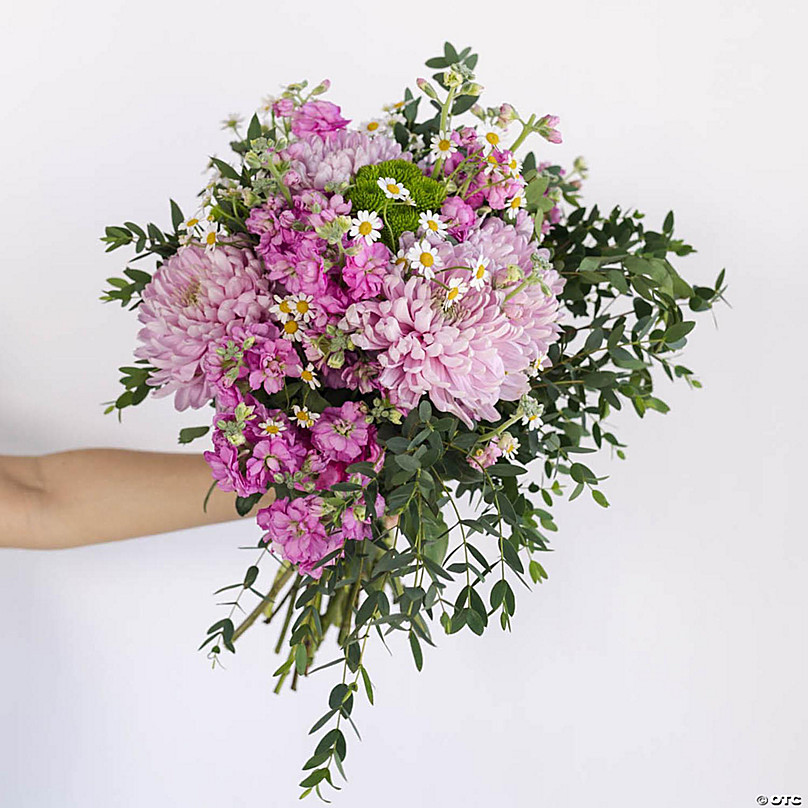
[{"left": 1, "top": 1, "right": 806, "bottom": 806}]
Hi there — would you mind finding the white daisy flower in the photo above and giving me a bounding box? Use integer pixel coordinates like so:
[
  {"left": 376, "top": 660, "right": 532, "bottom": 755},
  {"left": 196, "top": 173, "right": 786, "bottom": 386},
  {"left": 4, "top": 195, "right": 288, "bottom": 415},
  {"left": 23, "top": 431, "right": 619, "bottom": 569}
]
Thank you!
[
  {"left": 270, "top": 294, "right": 294, "bottom": 322},
  {"left": 393, "top": 248, "right": 409, "bottom": 271},
  {"left": 292, "top": 405, "right": 318, "bottom": 428},
  {"left": 418, "top": 210, "right": 448, "bottom": 239},
  {"left": 526, "top": 353, "right": 548, "bottom": 378},
  {"left": 521, "top": 412, "right": 542, "bottom": 430},
  {"left": 377, "top": 177, "right": 410, "bottom": 201},
  {"left": 482, "top": 151, "right": 502, "bottom": 174},
  {"left": 281, "top": 319, "right": 304, "bottom": 342},
  {"left": 430, "top": 131, "right": 457, "bottom": 161},
  {"left": 442, "top": 277, "right": 468, "bottom": 309},
  {"left": 504, "top": 155, "right": 521, "bottom": 177},
  {"left": 505, "top": 189, "right": 527, "bottom": 220},
  {"left": 468, "top": 255, "right": 490, "bottom": 289},
  {"left": 349, "top": 210, "right": 383, "bottom": 245},
  {"left": 406, "top": 239, "right": 441, "bottom": 280},
  {"left": 479, "top": 125, "right": 505, "bottom": 154},
  {"left": 257, "top": 418, "right": 287, "bottom": 437},
  {"left": 289, "top": 293, "right": 314, "bottom": 323},
  {"left": 497, "top": 432, "right": 520, "bottom": 459},
  {"left": 300, "top": 363, "right": 321, "bottom": 390},
  {"left": 360, "top": 119, "right": 385, "bottom": 136},
  {"left": 382, "top": 100, "right": 406, "bottom": 114}
]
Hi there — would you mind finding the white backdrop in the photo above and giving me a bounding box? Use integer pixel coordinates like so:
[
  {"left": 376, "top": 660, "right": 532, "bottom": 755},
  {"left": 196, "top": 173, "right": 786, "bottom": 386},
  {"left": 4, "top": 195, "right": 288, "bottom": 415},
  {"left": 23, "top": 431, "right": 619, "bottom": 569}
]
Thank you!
[{"left": 1, "top": 1, "right": 806, "bottom": 806}]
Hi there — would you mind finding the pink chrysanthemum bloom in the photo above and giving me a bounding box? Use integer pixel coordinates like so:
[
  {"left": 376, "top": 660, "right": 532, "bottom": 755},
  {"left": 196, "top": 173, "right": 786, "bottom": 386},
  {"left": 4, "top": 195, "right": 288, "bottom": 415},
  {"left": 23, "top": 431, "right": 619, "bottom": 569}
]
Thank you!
[
  {"left": 257, "top": 495, "right": 341, "bottom": 579},
  {"left": 310, "top": 401, "right": 372, "bottom": 463},
  {"left": 343, "top": 218, "right": 564, "bottom": 426},
  {"left": 136, "top": 245, "right": 271, "bottom": 410},
  {"left": 341, "top": 269, "right": 509, "bottom": 426},
  {"left": 283, "top": 130, "right": 405, "bottom": 191}
]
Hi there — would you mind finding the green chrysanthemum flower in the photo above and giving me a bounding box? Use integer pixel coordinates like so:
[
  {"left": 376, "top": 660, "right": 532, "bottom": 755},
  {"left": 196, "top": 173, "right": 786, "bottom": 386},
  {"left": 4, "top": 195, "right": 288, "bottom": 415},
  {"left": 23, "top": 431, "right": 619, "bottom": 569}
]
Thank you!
[{"left": 346, "top": 159, "right": 446, "bottom": 250}]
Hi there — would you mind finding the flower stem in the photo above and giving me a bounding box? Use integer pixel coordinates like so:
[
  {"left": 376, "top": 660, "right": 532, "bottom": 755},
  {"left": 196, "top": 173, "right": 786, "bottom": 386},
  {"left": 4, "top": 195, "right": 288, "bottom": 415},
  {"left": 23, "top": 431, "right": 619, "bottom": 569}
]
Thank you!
[
  {"left": 509, "top": 114, "right": 536, "bottom": 154},
  {"left": 232, "top": 561, "right": 294, "bottom": 644}
]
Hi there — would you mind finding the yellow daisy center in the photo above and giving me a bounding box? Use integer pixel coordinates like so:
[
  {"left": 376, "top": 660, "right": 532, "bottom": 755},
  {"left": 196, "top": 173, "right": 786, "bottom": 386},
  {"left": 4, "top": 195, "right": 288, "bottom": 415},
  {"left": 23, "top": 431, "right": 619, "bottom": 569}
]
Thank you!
[
  {"left": 485, "top": 132, "right": 500, "bottom": 146},
  {"left": 420, "top": 252, "right": 434, "bottom": 268},
  {"left": 301, "top": 369, "right": 313, "bottom": 382},
  {"left": 486, "top": 153, "right": 498, "bottom": 165},
  {"left": 447, "top": 287, "right": 459, "bottom": 301},
  {"left": 387, "top": 183, "right": 400, "bottom": 195},
  {"left": 475, "top": 265, "right": 486, "bottom": 278},
  {"left": 367, "top": 121, "right": 379, "bottom": 131},
  {"left": 511, "top": 197, "right": 522, "bottom": 208},
  {"left": 427, "top": 220, "right": 439, "bottom": 231},
  {"left": 438, "top": 138, "right": 451, "bottom": 152},
  {"left": 186, "top": 218, "right": 199, "bottom": 228},
  {"left": 295, "top": 300, "right": 310, "bottom": 314},
  {"left": 264, "top": 424, "right": 280, "bottom": 435},
  {"left": 284, "top": 320, "right": 299, "bottom": 334},
  {"left": 206, "top": 232, "right": 216, "bottom": 245},
  {"left": 296, "top": 411, "right": 309, "bottom": 423},
  {"left": 358, "top": 221, "right": 373, "bottom": 236},
  {"left": 279, "top": 300, "right": 292, "bottom": 314}
]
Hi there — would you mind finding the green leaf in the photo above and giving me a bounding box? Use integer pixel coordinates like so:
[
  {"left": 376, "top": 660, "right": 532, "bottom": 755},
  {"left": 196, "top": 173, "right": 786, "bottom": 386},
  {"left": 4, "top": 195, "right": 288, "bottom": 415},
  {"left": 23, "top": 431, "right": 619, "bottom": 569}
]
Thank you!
[
  {"left": 247, "top": 113, "right": 262, "bottom": 141},
  {"left": 664, "top": 321, "right": 696, "bottom": 343},
  {"left": 243, "top": 565, "right": 259, "bottom": 588},
  {"left": 408, "top": 632, "right": 423, "bottom": 671},
  {"left": 178, "top": 425, "right": 210, "bottom": 444},
  {"left": 209, "top": 157, "right": 241, "bottom": 181},
  {"left": 295, "top": 643, "right": 308, "bottom": 675},
  {"left": 394, "top": 454, "right": 420, "bottom": 473},
  {"left": 169, "top": 199, "right": 183, "bottom": 230},
  {"left": 235, "top": 492, "right": 262, "bottom": 517}
]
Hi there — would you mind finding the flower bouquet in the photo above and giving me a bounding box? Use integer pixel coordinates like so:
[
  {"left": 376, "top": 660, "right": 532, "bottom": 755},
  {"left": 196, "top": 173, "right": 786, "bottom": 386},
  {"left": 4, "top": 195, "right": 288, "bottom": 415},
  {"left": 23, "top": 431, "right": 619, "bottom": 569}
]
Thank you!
[{"left": 101, "top": 42, "right": 725, "bottom": 798}]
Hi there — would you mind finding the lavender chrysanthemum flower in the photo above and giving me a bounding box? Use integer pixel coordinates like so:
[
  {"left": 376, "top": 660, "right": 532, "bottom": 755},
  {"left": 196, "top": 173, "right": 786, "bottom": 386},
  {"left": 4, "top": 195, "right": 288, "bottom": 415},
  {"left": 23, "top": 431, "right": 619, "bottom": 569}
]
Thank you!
[
  {"left": 342, "top": 218, "right": 564, "bottom": 427},
  {"left": 136, "top": 245, "right": 271, "bottom": 410},
  {"left": 283, "top": 130, "right": 406, "bottom": 191}
]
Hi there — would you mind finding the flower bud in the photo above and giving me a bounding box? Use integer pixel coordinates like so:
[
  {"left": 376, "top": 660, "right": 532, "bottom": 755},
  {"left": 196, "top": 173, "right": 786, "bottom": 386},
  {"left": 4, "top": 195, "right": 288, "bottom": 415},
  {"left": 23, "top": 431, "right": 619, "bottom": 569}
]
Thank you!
[
  {"left": 460, "top": 82, "right": 484, "bottom": 97},
  {"left": 311, "top": 79, "right": 331, "bottom": 95},
  {"left": 416, "top": 78, "right": 439, "bottom": 100}
]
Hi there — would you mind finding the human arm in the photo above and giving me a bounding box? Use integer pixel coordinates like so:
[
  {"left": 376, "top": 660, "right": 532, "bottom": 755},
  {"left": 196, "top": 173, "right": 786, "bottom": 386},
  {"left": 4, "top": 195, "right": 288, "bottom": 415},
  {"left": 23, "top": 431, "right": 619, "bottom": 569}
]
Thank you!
[{"left": 0, "top": 449, "right": 273, "bottom": 550}]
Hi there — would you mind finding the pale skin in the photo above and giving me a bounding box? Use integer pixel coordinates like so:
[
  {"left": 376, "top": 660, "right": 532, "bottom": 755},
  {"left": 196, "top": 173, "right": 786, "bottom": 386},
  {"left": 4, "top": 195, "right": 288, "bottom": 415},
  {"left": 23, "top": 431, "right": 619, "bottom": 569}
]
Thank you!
[{"left": 0, "top": 449, "right": 276, "bottom": 550}]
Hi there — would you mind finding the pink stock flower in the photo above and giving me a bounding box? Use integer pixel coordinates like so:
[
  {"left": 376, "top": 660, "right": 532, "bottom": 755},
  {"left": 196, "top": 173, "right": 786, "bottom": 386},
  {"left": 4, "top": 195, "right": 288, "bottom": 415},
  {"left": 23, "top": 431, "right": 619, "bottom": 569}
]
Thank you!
[
  {"left": 257, "top": 495, "right": 340, "bottom": 579},
  {"left": 246, "top": 337, "right": 303, "bottom": 395},
  {"left": 291, "top": 100, "right": 350, "bottom": 137},
  {"left": 441, "top": 196, "right": 477, "bottom": 241},
  {"left": 273, "top": 98, "right": 295, "bottom": 118},
  {"left": 467, "top": 440, "right": 503, "bottom": 471},
  {"left": 136, "top": 244, "right": 271, "bottom": 410},
  {"left": 310, "top": 401, "right": 372, "bottom": 463},
  {"left": 342, "top": 242, "right": 392, "bottom": 301}
]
